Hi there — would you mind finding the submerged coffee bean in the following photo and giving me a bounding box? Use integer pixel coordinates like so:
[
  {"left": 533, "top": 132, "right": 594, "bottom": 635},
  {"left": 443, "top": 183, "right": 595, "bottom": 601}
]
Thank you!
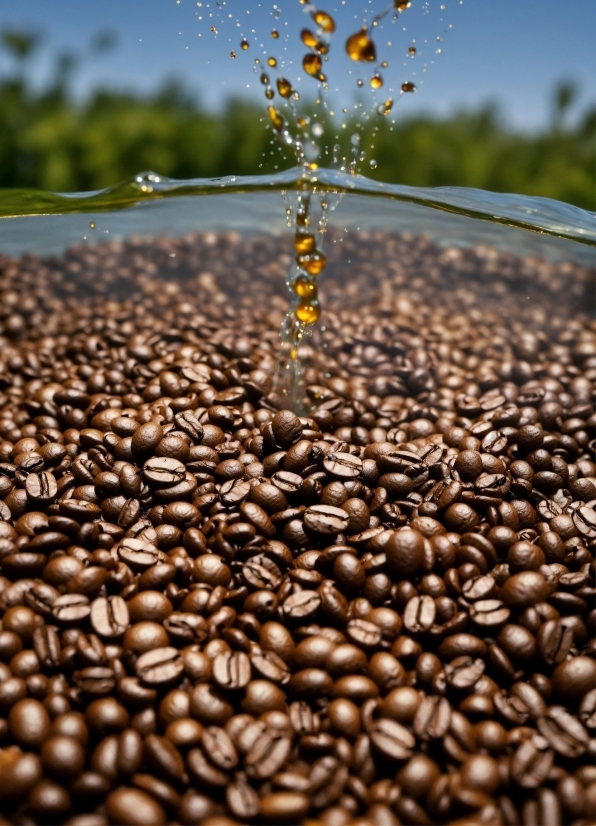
[{"left": 0, "top": 229, "right": 594, "bottom": 824}]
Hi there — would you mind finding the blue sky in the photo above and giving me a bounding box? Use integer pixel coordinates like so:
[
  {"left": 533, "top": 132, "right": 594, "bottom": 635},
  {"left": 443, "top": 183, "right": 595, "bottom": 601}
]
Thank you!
[{"left": 1, "top": 0, "right": 595, "bottom": 130}]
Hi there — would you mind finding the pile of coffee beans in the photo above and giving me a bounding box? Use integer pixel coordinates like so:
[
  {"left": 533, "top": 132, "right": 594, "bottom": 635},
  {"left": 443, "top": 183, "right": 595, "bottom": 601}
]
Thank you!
[{"left": 0, "top": 229, "right": 594, "bottom": 825}]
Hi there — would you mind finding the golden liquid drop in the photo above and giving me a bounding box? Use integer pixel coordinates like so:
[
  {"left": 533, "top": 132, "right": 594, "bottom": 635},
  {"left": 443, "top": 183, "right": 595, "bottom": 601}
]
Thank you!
[
  {"left": 312, "top": 10, "right": 336, "bottom": 33},
  {"left": 271, "top": 29, "right": 279, "bottom": 39},
  {"left": 267, "top": 57, "right": 277, "bottom": 67},
  {"left": 89, "top": 222, "right": 96, "bottom": 229},
  {"left": 381, "top": 61, "right": 389, "bottom": 68},
  {"left": 346, "top": 29, "right": 376, "bottom": 62},
  {"left": 377, "top": 98, "right": 394, "bottom": 115},
  {"left": 297, "top": 117, "right": 308, "bottom": 128},
  {"left": 303, "top": 53, "right": 323, "bottom": 77},
  {"left": 260, "top": 72, "right": 269, "bottom": 85},
  {"left": 277, "top": 77, "right": 292, "bottom": 98},
  {"left": 401, "top": 81, "right": 416, "bottom": 92},
  {"left": 301, "top": 29, "right": 328, "bottom": 54},
  {"left": 301, "top": 251, "right": 327, "bottom": 276},
  {"left": 370, "top": 73, "right": 383, "bottom": 89},
  {"left": 395, "top": 0, "right": 411, "bottom": 9},
  {"left": 240, "top": 39, "right": 249, "bottom": 50},
  {"left": 230, "top": 51, "right": 236, "bottom": 59},
  {"left": 357, "top": 79, "right": 364, "bottom": 87},
  {"left": 265, "top": 87, "right": 275, "bottom": 100},
  {"left": 294, "top": 274, "right": 317, "bottom": 298},
  {"left": 408, "top": 46, "right": 417, "bottom": 55},
  {"left": 295, "top": 300, "right": 320, "bottom": 324},
  {"left": 268, "top": 106, "right": 284, "bottom": 131},
  {"left": 295, "top": 233, "right": 316, "bottom": 255},
  {"left": 296, "top": 209, "right": 310, "bottom": 227}
]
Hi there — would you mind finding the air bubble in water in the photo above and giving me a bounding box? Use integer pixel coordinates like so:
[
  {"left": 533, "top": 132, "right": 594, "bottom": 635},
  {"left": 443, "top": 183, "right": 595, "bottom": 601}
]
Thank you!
[{"left": 369, "top": 159, "right": 378, "bottom": 169}]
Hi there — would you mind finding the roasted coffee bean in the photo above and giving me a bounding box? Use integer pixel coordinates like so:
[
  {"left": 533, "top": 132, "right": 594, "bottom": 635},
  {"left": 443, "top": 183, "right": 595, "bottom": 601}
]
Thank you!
[{"left": 0, "top": 231, "right": 594, "bottom": 823}]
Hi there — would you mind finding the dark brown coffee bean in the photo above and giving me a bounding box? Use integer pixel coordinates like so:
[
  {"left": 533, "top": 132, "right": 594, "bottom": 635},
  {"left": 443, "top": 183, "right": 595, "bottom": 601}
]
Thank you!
[
  {"left": 212, "top": 651, "right": 251, "bottom": 690},
  {"left": 135, "top": 647, "right": 184, "bottom": 686},
  {"left": 117, "top": 538, "right": 165, "bottom": 570},
  {"left": 323, "top": 451, "right": 363, "bottom": 479},
  {"left": 403, "top": 595, "right": 436, "bottom": 633},
  {"left": 245, "top": 727, "right": 292, "bottom": 779},
  {"left": 304, "top": 504, "right": 349, "bottom": 535},
  {"left": 413, "top": 695, "right": 451, "bottom": 740},
  {"left": 369, "top": 717, "right": 415, "bottom": 760},
  {"left": 537, "top": 706, "right": 589, "bottom": 758},
  {"left": 90, "top": 596, "right": 129, "bottom": 638},
  {"left": 226, "top": 778, "right": 260, "bottom": 820},
  {"left": 283, "top": 590, "right": 321, "bottom": 619}
]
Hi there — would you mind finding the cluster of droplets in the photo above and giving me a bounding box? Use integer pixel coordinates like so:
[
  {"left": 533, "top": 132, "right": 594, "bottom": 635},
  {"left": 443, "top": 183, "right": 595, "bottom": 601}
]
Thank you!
[{"left": 201, "top": 0, "right": 454, "bottom": 406}]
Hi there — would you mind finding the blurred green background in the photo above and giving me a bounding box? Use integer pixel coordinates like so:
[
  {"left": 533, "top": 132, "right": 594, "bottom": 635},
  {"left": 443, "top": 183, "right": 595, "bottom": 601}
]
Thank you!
[{"left": 0, "top": 29, "right": 594, "bottom": 209}]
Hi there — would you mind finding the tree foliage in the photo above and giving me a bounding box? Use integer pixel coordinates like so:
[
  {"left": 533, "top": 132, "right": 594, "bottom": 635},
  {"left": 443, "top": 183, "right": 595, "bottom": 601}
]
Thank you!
[{"left": 0, "top": 29, "right": 593, "bottom": 210}]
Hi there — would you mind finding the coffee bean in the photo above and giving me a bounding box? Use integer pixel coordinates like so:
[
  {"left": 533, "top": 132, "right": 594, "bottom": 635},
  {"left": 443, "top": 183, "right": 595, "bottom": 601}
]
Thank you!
[
  {"left": 304, "top": 504, "right": 349, "bottom": 535},
  {"left": 245, "top": 727, "right": 292, "bottom": 779},
  {"left": 283, "top": 590, "right": 321, "bottom": 619},
  {"left": 135, "top": 647, "right": 184, "bottom": 686},
  {"left": 91, "top": 596, "right": 129, "bottom": 638},
  {"left": 413, "top": 695, "right": 451, "bottom": 740},
  {"left": 226, "top": 778, "right": 260, "bottom": 820},
  {"left": 403, "top": 595, "right": 436, "bottom": 633},
  {"left": 537, "top": 706, "right": 589, "bottom": 758},
  {"left": 323, "top": 451, "right": 363, "bottom": 479},
  {"left": 369, "top": 718, "right": 415, "bottom": 760},
  {"left": 212, "top": 651, "right": 251, "bottom": 690},
  {"left": 117, "top": 538, "right": 165, "bottom": 570}
]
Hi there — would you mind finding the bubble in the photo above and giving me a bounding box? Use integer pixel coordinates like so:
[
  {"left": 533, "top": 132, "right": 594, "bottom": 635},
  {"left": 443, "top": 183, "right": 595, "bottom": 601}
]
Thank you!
[{"left": 369, "top": 159, "right": 378, "bottom": 169}]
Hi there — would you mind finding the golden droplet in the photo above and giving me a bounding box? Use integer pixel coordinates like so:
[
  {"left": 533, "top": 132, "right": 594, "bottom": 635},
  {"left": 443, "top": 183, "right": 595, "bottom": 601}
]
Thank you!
[
  {"left": 260, "top": 72, "right": 270, "bottom": 85},
  {"left": 301, "top": 29, "right": 328, "bottom": 54},
  {"left": 268, "top": 106, "right": 284, "bottom": 131},
  {"left": 296, "top": 209, "right": 310, "bottom": 227},
  {"left": 356, "top": 79, "right": 364, "bottom": 87},
  {"left": 267, "top": 56, "right": 277, "bottom": 67},
  {"left": 89, "top": 222, "right": 96, "bottom": 229},
  {"left": 240, "top": 39, "right": 249, "bottom": 50},
  {"left": 301, "top": 251, "right": 327, "bottom": 276},
  {"left": 346, "top": 29, "right": 376, "bottom": 62},
  {"left": 210, "top": 26, "right": 217, "bottom": 33},
  {"left": 265, "top": 87, "right": 275, "bottom": 100},
  {"left": 271, "top": 29, "right": 279, "bottom": 39},
  {"left": 312, "top": 10, "right": 336, "bottom": 33},
  {"left": 408, "top": 46, "right": 417, "bottom": 55},
  {"left": 370, "top": 73, "right": 383, "bottom": 89},
  {"left": 302, "top": 53, "right": 322, "bottom": 77},
  {"left": 381, "top": 60, "right": 389, "bottom": 68},
  {"left": 230, "top": 51, "right": 236, "bottom": 59},
  {"left": 295, "top": 233, "right": 316, "bottom": 254},
  {"left": 395, "top": 0, "right": 411, "bottom": 10},
  {"left": 277, "top": 77, "right": 292, "bottom": 98},
  {"left": 401, "top": 81, "right": 416, "bottom": 92},
  {"left": 377, "top": 98, "right": 394, "bottom": 115},
  {"left": 293, "top": 274, "right": 317, "bottom": 298},
  {"left": 297, "top": 117, "right": 308, "bottom": 128},
  {"left": 295, "top": 300, "right": 320, "bottom": 324}
]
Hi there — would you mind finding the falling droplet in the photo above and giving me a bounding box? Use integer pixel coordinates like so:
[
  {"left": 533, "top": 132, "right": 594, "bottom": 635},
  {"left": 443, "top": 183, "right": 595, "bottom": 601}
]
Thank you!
[
  {"left": 377, "top": 98, "right": 393, "bottom": 115},
  {"left": 312, "top": 10, "right": 336, "bottom": 33},
  {"left": 267, "top": 56, "right": 277, "bottom": 67},
  {"left": 265, "top": 86, "right": 275, "bottom": 99},
  {"left": 381, "top": 61, "right": 389, "bottom": 68},
  {"left": 89, "top": 222, "right": 96, "bottom": 229},
  {"left": 356, "top": 78, "right": 364, "bottom": 87},
  {"left": 346, "top": 29, "right": 376, "bottom": 62},
  {"left": 210, "top": 26, "right": 218, "bottom": 33},
  {"left": 369, "top": 159, "right": 378, "bottom": 169},
  {"left": 408, "top": 45, "right": 417, "bottom": 54},
  {"left": 302, "top": 53, "right": 322, "bottom": 77},
  {"left": 370, "top": 73, "right": 383, "bottom": 89},
  {"left": 230, "top": 50, "right": 236, "bottom": 58},
  {"left": 295, "top": 299, "right": 320, "bottom": 324},
  {"left": 312, "top": 122, "right": 324, "bottom": 137},
  {"left": 293, "top": 274, "right": 317, "bottom": 298},
  {"left": 401, "top": 81, "right": 416, "bottom": 92},
  {"left": 260, "top": 72, "right": 270, "bottom": 85},
  {"left": 271, "top": 29, "right": 279, "bottom": 39},
  {"left": 240, "top": 39, "right": 249, "bottom": 50},
  {"left": 395, "top": 0, "right": 411, "bottom": 10},
  {"left": 277, "top": 77, "right": 292, "bottom": 98},
  {"left": 268, "top": 106, "right": 284, "bottom": 131}
]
